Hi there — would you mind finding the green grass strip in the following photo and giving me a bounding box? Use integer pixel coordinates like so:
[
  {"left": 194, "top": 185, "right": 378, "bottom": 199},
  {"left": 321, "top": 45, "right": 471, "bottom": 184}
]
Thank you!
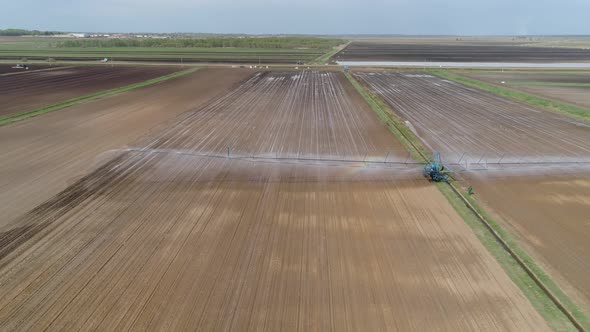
[
  {"left": 429, "top": 69, "right": 590, "bottom": 123},
  {"left": 0, "top": 67, "right": 198, "bottom": 126},
  {"left": 311, "top": 42, "right": 350, "bottom": 65},
  {"left": 346, "top": 71, "right": 589, "bottom": 331}
]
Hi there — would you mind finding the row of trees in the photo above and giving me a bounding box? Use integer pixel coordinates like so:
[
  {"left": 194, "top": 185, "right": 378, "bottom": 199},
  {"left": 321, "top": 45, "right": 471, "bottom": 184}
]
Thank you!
[
  {"left": 0, "top": 29, "right": 60, "bottom": 36},
  {"left": 57, "top": 37, "right": 344, "bottom": 49}
]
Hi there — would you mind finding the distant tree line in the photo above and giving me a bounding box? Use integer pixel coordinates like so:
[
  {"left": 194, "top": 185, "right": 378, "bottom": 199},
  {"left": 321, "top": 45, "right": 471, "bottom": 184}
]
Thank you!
[
  {"left": 0, "top": 29, "right": 60, "bottom": 36},
  {"left": 57, "top": 37, "right": 345, "bottom": 49}
]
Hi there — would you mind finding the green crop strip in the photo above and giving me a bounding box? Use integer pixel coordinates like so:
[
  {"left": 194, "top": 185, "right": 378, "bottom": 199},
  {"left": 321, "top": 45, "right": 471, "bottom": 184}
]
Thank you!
[
  {"left": 0, "top": 68, "right": 198, "bottom": 126},
  {"left": 346, "top": 71, "right": 589, "bottom": 331},
  {"left": 429, "top": 69, "right": 590, "bottom": 123}
]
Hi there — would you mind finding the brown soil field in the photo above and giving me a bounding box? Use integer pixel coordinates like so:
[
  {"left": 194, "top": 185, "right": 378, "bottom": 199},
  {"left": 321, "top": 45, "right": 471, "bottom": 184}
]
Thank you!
[
  {"left": 462, "top": 71, "right": 590, "bottom": 84},
  {"left": 460, "top": 71, "right": 590, "bottom": 108},
  {"left": 466, "top": 170, "right": 590, "bottom": 311},
  {"left": 0, "top": 65, "right": 182, "bottom": 117},
  {"left": 335, "top": 42, "right": 590, "bottom": 62},
  {"left": 518, "top": 86, "right": 590, "bottom": 108},
  {"left": 0, "top": 68, "right": 253, "bottom": 226},
  {"left": 0, "top": 71, "right": 548, "bottom": 331},
  {"left": 354, "top": 71, "right": 590, "bottom": 164},
  {"left": 357, "top": 70, "right": 590, "bottom": 315}
]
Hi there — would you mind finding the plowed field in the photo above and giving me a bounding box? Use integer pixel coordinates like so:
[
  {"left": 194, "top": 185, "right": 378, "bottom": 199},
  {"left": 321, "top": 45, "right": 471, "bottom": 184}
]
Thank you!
[
  {"left": 0, "top": 71, "right": 547, "bottom": 331},
  {"left": 0, "top": 68, "right": 252, "bottom": 225},
  {"left": 0, "top": 65, "right": 181, "bottom": 117},
  {"left": 469, "top": 170, "right": 590, "bottom": 311},
  {"left": 357, "top": 70, "right": 590, "bottom": 315},
  {"left": 460, "top": 71, "right": 590, "bottom": 108},
  {"left": 335, "top": 42, "right": 590, "bottom": 62},
  {"left": 355, "top": 71, "right": 590, "bottom": 164}
]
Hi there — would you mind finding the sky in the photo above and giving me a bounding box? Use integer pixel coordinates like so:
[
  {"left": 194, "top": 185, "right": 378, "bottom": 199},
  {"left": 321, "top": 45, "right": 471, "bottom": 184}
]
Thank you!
[{"left": 1, "top": 0, "right": 589, "bottom": 35}]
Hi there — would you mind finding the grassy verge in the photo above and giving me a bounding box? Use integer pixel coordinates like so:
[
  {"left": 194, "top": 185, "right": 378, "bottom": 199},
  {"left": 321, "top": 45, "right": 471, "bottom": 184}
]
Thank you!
[
  {"left": 429, "top": 69, "right": 590, "bottom": 123},
  {"left": 0, "top": 68, "right": 198, "bottom": 126},
  {"left": 312, "top": 42, "right": 350, "bottom": 65},
  {"left": 346, "top": 71, "right": 589, "bottom": 331}
]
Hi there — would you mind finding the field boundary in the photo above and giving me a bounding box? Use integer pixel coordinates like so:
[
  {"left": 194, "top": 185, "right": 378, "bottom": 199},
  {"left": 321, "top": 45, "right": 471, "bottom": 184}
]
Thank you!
[
  {"left": 0, "top": 66, "right": 73, "bottom": 77},
  {"left": 0, "top": 68, "right": 198, "bottom": 126},
  {"left": 345, "top": 71, "right": 589, "bottom": 331},
  {"left": 429, "top": 69, "right": 590, "bottom": 123},
  {"left": 311, "top": 42, "right": 350, "bottom": 65}
]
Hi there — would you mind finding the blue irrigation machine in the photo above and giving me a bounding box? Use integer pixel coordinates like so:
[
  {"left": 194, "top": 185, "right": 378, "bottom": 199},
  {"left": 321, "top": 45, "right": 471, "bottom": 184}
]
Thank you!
[{"left": 423, "top": 152, "right": 452, "bottom": 182}]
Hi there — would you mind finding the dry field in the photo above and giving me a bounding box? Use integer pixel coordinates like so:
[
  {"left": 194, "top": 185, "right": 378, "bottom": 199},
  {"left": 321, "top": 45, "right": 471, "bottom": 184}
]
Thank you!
[
  {"left": 459, "top": 71, "right": 590, "bottom": 108},
  {"left": 0, "top": 65, "right": 181, "bottom": 117},
  {"left": 468, "top": 170, "right": 590, "bottom": 311},
  {"left": 356, "top": 70, "right": 590, "bottom": 313},
  {"left": 346, "top": 36, "right": 534, "bottom": 46},
  {"left": 354, "top": 71, "right": 590, "bottom": 164},
  {"left": 0, "top": 71, "right": 547, "bottom": 331},
  {"left": 0, "top": 68, "right": 252, "bottom": 225}
]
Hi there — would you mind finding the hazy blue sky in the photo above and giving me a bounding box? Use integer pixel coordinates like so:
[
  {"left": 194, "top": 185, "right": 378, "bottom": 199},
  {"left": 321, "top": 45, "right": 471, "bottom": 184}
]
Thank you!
[{"left": 2, "top": 0, "right": 589, "bottom": 35}]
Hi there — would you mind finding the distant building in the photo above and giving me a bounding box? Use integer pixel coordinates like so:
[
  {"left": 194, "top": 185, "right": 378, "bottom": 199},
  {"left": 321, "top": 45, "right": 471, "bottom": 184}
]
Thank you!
[{"left": 70, "top": 33, "right": 89, "bottom": 38}]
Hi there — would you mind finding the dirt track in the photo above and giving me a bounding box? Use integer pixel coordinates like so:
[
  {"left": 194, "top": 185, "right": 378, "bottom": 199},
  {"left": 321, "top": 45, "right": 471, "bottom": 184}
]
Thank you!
[
  {"left": 0, "top": 71, "right": 548, "bottom": 331},
  {"left": 355, "top": 71, "right": 590, "bottom": 164},
  {"left": 0, "top": 68, "right": 252, "bottom": 225},
  {"left": 0, "top": 65, "right": 181, "bottom": 117},
  {"left": 335, "top": 42, "right": 590, "bottom": 62}
]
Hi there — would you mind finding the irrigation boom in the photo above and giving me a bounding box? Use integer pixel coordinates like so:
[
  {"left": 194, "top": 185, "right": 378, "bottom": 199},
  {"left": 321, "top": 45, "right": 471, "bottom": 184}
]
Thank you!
[{"left": 116, "top": 148, "right": 590, "bottom": 180}]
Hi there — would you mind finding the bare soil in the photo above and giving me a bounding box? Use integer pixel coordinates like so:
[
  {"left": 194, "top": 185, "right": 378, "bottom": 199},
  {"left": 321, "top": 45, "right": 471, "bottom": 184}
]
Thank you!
[
  {"left": 358, "top": 70, "right": 590, "bottom": 316},
  {"left": 0, "top": 65, "right": 182, "bottom": 117},
  {"left": 467, "top": 170, "right": 590, "bottom": 312},
  {"left": 355, "top": 71, "right": 590, "bottom": 164},
  {"left": 0, "top": 68, "right": 252, "bottom": 225},
  {"left": 519, "top": 86, "right": 590, "bottom": 108},
  {"left": 0, "top": 71, "right": 548, "bottom": 331},
  {"left": 460, "top": 71, "right": 590, "bottom": 108}
]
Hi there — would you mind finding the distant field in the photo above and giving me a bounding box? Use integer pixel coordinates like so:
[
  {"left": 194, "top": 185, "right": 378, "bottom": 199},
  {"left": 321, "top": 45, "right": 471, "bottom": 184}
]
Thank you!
[
  {"left": 0, "top": 47, "right": 323, "bottom": 63},
  {"left": 0, "top": 37, "right": 342, "bottom": 64},
  {"left": 519, "top": 36, "right": 590, "bottom": 49},
  {"left": 0, "top": 65, "right": 181, "bottom": 117},
  {"left": 334, "top": 41, "right": 590, "bottom": 63},
  {"left": 459, "top": 70, "right": 590, "bottom": 108},
  {"left": 345, "top": 36, "right": 535, "bottom": 46},
  {"left": 344, "top": 36, "right": 590, "bottom": 48}
]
